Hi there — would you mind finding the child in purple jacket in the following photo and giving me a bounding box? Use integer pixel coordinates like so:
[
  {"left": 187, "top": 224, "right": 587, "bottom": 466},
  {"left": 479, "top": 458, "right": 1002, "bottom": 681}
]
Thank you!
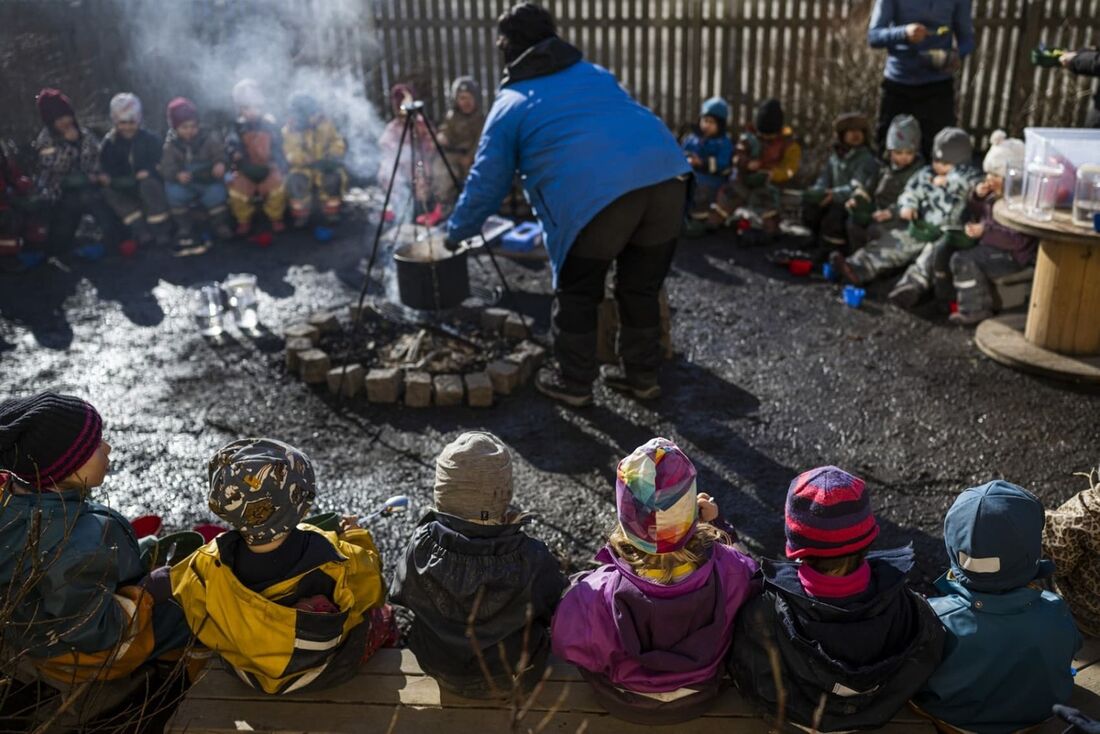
[{"left": 551, "top": 438, "right": 757, "bottom": 725}]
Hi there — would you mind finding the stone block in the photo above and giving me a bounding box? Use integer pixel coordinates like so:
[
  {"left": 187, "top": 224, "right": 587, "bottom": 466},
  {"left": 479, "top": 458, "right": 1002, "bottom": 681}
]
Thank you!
[
  {"left": 365, "top": 368, "right": 403, "bottom": 404},
  {"left": 486, "top": 359, "right": 521, "bottom": 395},
  {"left": 298, "top": 349, "right": 331, "bottom": 384},
  {"left": 308, "top": 310, "right": 341, "bottom": 333},
  {"left": 285, "top": 337, "right": 314, "bottom": 371},
  {"left": 404, "top": 371, "right": 433, "bottom": 408},
  {"left": 464, "top": 372, "right": 494, "bottom": 408},
  {"left": 503, "top": 312, "right": 528, "bottom": 340},
  {"left": 508, "top": 340, "right": 547, "bottom": 382},
  {"left": 480, "top": 307, "right": 511, "bottom": 334},
  {"left": 433, "top": 374, "right": 464, "bottom": 407},
  {"left": 284, "top": 323, "right": 320, "bottom": 346},
  {"left": 326, "top": 363, "right": 364, "bottom": 397}
]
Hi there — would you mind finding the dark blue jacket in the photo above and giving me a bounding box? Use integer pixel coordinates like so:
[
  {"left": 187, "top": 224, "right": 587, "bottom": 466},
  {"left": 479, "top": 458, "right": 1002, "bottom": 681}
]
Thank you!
[
  {"left": 868, "top": 0, "right": 976, "bottom": 85},
  {"left": 447, "top": 38, "right": 690, "bottom": 285},
  {"left": 682, "top": 132, "right": 733, "bottom": 189},
  {"left": 913, "top": 573, "right": 1081, "bottom": 734},
  {"left": 729, "top": 546, "right": 946, "bottom": 732}
]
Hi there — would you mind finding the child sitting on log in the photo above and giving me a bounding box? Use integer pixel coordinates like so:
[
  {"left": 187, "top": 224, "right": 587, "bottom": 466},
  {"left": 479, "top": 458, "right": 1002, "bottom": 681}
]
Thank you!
[
  {"left": 845, "top": 114, "right": 924, "bottom": 252},
  {"left": 913, "top": 481, "right": 1081, "bottom": 732},
  {"left": 681, "top": 97, "right": 733, "bottom": 219},
  {"left": 831, "top": 126, "right": 982, "bottom": 287},
  {"left": 0, "top": 392, "right": 191, "bottom": 686},
  {"left": 706, "top": 126, "right": 782, "bottom": 235},
  {"left": 390, "top": 431, "right": 566, "bottom": 698},
  {"left": 99, "top": 93, "right": 171, "bottom": 254},
  {"left": 283, "top": 92, "right": 348, "bottom": 229},
  {"left": 552, "top": 438, "right": 757, "bottom": 725},
  {"left": 226, "top": 79, "right": 288, "bottom": 237},
  {"left": 160, "top": 97, "right": 233, "bottom": 255},
  {"left": 730, "top": 466, "right": 945, "bottom": 731},
  {"left": 171, "top": 438, "right": 394, "bottom": 694}
]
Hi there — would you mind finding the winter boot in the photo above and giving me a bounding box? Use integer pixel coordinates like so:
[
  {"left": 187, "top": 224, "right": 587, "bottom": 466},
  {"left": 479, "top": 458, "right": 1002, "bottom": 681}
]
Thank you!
[
  {"left": 600, "top": 364, "right": 661, "bottom": 400},
  {"left": 535, "top": 367, "right": 593, "bottom": 407}
]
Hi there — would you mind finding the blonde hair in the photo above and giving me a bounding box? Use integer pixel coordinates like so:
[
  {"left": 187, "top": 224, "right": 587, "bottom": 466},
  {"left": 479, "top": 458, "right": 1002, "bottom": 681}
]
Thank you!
[{"left": 608, "top": 522, "right": 730, "bottom": 585}]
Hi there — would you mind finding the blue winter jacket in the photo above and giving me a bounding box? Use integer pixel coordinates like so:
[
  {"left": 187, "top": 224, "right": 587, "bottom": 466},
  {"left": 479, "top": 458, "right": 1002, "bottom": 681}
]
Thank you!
[
  {"left": 681, "top": 132, "right": 733, "bottom": 190},
  {"left": 0, "top": 488, "right": 146, "bottom": 659},
  {"left": 868, "top": 0, "right": 976, "bottom": 85},
  {"left": 913, "top": 572, "right": 1082, "bottom": 734},
  {"left": 447, "top": 38, "right": 690, "bottom": 285}
]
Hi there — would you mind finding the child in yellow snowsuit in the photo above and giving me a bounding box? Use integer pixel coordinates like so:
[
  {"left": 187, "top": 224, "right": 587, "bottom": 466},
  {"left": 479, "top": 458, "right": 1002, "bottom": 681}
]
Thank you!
[
  {"left": 226, "top": 79, "right": 288, "bottom": 235},
  {"left": 282, "top": 93, "right": 348, "bottom": 227}
]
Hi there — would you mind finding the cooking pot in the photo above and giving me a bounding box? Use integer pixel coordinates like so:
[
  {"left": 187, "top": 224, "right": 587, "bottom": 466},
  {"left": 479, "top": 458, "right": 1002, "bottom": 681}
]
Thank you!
[{"left": 393, "top": 236, "right": 470, "bottom": 310}]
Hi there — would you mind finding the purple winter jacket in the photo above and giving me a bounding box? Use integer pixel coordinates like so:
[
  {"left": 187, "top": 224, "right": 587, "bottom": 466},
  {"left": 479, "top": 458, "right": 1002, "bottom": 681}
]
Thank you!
[
  {"left": 969, "top": 190, "right": 1037, "bottom": 266},
  {"left": 551, "top": 542, "right": 758, "bottom": 693}
]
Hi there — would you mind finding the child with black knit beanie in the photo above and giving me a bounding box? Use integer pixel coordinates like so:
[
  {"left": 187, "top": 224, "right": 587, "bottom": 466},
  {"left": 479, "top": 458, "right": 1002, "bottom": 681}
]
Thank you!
[{"left": 0, "top": 392, "right": 191, "bottom": 685}]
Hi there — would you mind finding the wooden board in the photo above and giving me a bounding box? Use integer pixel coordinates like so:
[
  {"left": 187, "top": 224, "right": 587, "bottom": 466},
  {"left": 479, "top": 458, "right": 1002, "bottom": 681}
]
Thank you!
[{"left": 974, "top": 314, "right": 1100, "bottom": 383}]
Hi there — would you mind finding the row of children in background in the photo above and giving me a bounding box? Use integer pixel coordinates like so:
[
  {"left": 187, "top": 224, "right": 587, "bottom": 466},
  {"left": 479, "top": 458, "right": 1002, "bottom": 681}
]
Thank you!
[
  {"left": 2, "top": 392, "right": 1097, "bottom": 731},
  {"left": 0, "top": 77, "right": 485, "bottom": 268}
]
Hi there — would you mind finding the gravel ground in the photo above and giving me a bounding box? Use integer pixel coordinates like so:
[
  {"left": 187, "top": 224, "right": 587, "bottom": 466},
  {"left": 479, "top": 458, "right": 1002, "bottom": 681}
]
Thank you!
[{"left": 1, "top": 225, "right": 1097, "bottom": 591}]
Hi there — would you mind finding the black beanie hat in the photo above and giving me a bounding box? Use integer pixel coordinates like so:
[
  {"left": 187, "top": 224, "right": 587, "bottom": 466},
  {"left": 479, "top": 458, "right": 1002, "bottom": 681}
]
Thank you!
[
  {"left": 498, "top": 3, "right": 558, "bottom": 63},
  {"left": 0, "top": 393, "right": 103, "bottom": 489},
  {"left": 755, "top": 98, "right": 784, "bottom": 135}
]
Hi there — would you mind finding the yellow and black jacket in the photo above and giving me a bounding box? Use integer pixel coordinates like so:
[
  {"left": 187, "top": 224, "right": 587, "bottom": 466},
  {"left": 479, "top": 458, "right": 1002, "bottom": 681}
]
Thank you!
[{"left": 170, "top": 524, "right": 385, "bottom": 694}]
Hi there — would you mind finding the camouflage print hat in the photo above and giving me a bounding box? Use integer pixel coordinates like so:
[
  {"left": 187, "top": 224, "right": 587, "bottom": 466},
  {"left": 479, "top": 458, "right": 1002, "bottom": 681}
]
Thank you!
[{"left": 207, "top": 438, "right": 316, "bottom": 545}]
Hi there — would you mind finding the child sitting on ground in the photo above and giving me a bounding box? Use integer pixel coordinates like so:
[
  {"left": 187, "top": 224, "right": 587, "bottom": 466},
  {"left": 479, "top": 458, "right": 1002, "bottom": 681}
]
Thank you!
[
  {"left": 730, "top": 466, "right": 945, "bottom": 731},
  {"left": 706, "top": 126, "right": 782, "bottom": 234},
  {"left": 429, "top": 76, "right": 486, "bottom": 223},
  {"left": 227, "top": 79, "right": 287, "bottom": 237},
  {"left": 390, "top": 432, "right": 566, "bottom": 698},
  {"left": 0, "top": 392, "right": 191, "bottom": 686},
  {"left": 845, "top": 114, "right": 924, "bottom": 251},
  {"left": 552, "top": 438, "right": 757, "bottom": 725},
  {"left": 171, "top": 438, "right": 392, "bottom": 694},
  {"left": 160, "top": 97, "right": 232, "bottom": 255},
  {"left": 747, "top": 98, "right": 801, "bottom": 186},
  {"left": 803, "top": 113, "right": 880, "bottom": 257},
  {"left": 283, "top": 92, "right": 348, "bottom": 229},
  {"left": 831, "top": 126, "right": 982, "bottom": 287},
  {"left": 32, "top": 88, "right": 116, "bottom": 256},
  {"left": 682, "top": 97, "right": 733, "bottom": 219},
  {"left": 945, "top": 132, "right": 1036, "bottom": 324},
  {"left": 99, "top": 93, "right": 171, "bottom": 253},
  {"left": 1044, "top": 466, "right": 1100, "bottom": 638},
  {"left": 913, "top": 481, "right": 1081, "bottom": 732}
]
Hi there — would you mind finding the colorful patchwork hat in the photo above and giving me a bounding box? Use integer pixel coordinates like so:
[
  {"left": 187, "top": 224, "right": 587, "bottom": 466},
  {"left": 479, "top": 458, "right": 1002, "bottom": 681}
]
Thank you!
[{"left": 615, "top": 437, "right": 699, "bottom": 554}]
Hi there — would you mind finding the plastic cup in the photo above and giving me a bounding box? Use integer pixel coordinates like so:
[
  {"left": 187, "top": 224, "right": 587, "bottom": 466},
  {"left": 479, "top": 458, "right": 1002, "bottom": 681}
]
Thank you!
[
  {"left": 131, "top": 514, "right": 163, "bottom": 538},
  {"left": 223, "top": 273, "right": 258, "bottom": 329},
  {"left": 193, "top": 282, "right": 226, "bottom": 337},
  {"left": 1004, "top": 165, "right": 1025, "bottom": 211},
  {"left": 159, "top": 531, "right": 205, "bottom": 566},
  {"left": 193, "top": 523, "right": 228, "bottom": 542},
  {"left": 302, "top": 511, "right": 340, "bottom": 531},
  {"left": 822, "top": 263, "right": 838, "bottom": 282},
  {"left": 1023, "top": 160, "right": 1064, "bottom": 223},
  {"left": 1071, "top": 165, "right": 1100, "bottom": 228},
  {"left": 843, "top": 285, "right": 866, "bottom": 308},
  {"left": 313, "top": 226, "right": 334, "bottom": 242},
  {"left": 788, "top": 258, "right": 813, "bottom": 277}
]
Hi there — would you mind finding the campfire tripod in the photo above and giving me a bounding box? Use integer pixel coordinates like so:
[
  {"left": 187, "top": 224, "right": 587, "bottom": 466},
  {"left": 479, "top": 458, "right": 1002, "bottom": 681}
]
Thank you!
[{"left": 337, "top": 99, "right": 532, "bottom": 396}]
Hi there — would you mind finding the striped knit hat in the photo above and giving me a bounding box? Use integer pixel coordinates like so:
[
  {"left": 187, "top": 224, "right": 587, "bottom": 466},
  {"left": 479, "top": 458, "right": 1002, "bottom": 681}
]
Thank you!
[
  {"left": 785, "top": 466, "right": 878, "bottom": 559},
  {"left": 0, "top": 393, "right": 103, "bottom": 489},
  {"left": 616, "top": 437, "right": 699, "bottom": 554}
]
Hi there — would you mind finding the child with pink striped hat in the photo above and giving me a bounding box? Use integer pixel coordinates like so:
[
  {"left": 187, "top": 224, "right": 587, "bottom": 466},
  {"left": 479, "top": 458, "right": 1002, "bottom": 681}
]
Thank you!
[
  {"left": 551, "top": 437, "right": 757, "bottom": 725},
  {"left": 728, "top": 465, "right": 945, "bottom": 732}
]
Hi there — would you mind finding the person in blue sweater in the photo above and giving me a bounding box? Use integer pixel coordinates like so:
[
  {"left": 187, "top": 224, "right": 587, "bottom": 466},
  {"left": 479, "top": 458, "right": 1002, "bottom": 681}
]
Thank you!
[
  {"left": 446, "top": 3, "right": 690, "bottom": 407},
  {"left": 681, "top": 97, "right": 732, "bottom": 219},
  {"left": 913, "top": 480, "right": 1082, "bottom": 734},
  {"left": 867, "top": 0, "right": 975, "bottom": 161}
]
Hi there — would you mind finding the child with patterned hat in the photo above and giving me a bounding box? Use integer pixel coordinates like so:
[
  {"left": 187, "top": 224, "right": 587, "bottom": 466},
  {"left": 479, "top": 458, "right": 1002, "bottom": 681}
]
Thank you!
[
  {"left": 551, "top": 437, "right": 757, "bottom": 725},
  {"left": 390, "top": 431, "right": 566, "bottom": 698},
  {"left": 913, "top": 480, "right": 1081, "bottom": 733},
  {"left": 0, "top": 392, "right": 191, "bottom": 686},
  {"left": 729, "top": 466, "right": 945, "bottom": 732},
  {"left": 171, "top": 438, "right": 392, "bottom": 694}
]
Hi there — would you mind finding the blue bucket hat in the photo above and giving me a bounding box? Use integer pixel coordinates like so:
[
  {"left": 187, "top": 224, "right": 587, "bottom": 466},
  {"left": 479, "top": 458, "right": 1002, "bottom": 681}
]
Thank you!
[{"left": 943, "top": 480, "right": 1054, "bottom": 593}]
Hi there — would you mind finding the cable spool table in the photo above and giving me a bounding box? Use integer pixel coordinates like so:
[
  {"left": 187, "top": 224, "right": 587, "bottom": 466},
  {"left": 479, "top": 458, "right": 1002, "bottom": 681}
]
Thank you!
[{"left": 974, "top": 201, "right": 1100, "bottom": 382}]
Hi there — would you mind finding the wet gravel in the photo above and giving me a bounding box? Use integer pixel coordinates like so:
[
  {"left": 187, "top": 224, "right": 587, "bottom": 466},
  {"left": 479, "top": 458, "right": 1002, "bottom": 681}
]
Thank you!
[{"left": 1, "top": 224, "right": 1097, "bottom": 591}]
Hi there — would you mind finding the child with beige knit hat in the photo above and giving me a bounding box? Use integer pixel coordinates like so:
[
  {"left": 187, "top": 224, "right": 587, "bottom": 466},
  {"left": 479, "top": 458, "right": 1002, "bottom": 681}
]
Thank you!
[{"left": 390, "top": 431, "right": 566, "bottom": 698}]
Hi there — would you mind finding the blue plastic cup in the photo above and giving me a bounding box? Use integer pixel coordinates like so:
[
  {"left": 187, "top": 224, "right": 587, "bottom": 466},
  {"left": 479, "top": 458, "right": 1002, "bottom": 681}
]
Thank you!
[
  {"left": 1093, "top": 212, "right": 1100, "bottom": 233},
  {"left": 74, "top": 242, "right": 105, "bottom": 261},
  {"left": 843, "top": 285, "right": 866, "bottom": 308},
  {"left": 822, "top": 263, "right": 838, "bottom": 282},
  {"left": 313, "top": 226, "right": 334, "bottom": 242}
]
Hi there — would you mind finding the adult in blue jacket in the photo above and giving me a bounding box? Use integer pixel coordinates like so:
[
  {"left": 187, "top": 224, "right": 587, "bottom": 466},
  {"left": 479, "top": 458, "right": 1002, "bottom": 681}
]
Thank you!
[
  {"left": 446, "top": 3, "right": 690, "bottom": 407},
  {"left": 868, "top": 0, "right": 975, "bottom": 160}
]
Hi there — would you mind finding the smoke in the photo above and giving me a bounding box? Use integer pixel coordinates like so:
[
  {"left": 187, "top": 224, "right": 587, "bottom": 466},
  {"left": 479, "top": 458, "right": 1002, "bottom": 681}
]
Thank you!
[{"left": 114, "top": 0, "right": 386, "bottom": 178}]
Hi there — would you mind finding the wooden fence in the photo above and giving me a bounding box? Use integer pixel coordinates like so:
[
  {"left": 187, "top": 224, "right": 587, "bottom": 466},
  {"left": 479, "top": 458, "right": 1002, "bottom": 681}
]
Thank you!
[{"left": 1, "top": 0, "right": 1096, "bottom": 149}]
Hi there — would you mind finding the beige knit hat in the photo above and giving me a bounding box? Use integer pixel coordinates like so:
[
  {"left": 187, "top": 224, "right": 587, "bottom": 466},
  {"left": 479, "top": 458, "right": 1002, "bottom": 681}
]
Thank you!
[{"left": 434, "top": 431, "right": 513, "bottom": 522}]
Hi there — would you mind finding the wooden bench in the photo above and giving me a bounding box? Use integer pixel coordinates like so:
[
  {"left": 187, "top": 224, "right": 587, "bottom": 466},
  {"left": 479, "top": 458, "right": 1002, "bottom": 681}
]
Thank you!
[{"left": 166, "top": 639, "right": 1100, "bottom": 733}]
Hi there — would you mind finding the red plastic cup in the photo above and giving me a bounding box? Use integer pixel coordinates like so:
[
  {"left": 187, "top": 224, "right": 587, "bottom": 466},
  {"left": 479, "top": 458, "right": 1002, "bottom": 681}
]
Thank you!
[
  {"left": 193, "top": 523, "right": 228, "bottom": 543},
  {"left": 118, "top": 239, "right": 138, "bottom": 258},
  {"left": 949, "top": 300, "right": 959, "bottom": 314},
  {"left": 250, "top": 231, "right": 274, "bottom": 248},
  {"left": 788, "top": 258, "right": 813, "bottom": 277},
  {"left": 131, "top": 514, "right": 162, "bottom": 538}
]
